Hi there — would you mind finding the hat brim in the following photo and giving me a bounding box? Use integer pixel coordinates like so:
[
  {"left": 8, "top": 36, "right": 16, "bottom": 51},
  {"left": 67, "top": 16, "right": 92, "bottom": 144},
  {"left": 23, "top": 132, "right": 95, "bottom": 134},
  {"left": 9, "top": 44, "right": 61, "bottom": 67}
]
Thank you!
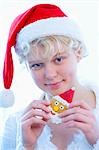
[{"left": 16, "top": 17, "right": 87, "bottom": 56}]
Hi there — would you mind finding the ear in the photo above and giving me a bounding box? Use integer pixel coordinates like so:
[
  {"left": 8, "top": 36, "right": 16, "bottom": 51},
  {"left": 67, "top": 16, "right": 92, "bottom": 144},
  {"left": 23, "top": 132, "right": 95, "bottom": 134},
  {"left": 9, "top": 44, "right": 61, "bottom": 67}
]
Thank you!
[{"left": 74, "top": 48, "right": 83, "bottom": 62}]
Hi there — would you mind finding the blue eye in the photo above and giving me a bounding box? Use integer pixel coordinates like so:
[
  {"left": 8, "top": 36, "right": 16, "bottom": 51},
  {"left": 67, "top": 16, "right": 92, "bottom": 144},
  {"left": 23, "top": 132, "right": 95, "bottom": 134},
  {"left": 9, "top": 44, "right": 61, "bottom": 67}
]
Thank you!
[{"left": 30, "top": 63, "right": 43, "bottom": 70}]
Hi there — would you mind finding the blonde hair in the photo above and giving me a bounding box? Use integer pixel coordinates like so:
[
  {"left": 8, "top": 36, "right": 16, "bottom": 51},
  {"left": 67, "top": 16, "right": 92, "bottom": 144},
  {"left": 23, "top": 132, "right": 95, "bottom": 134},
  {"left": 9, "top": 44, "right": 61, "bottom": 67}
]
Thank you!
[{"left": 15, "top": 35, "right": 86, "bottom": 63}]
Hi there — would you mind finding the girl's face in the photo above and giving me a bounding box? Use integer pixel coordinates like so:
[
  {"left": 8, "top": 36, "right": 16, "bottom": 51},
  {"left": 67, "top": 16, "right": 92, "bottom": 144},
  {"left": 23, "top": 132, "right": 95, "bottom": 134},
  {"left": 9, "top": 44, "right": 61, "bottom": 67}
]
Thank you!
[{"left": 27, "top": 47, "right": 80, "bottom": 96}]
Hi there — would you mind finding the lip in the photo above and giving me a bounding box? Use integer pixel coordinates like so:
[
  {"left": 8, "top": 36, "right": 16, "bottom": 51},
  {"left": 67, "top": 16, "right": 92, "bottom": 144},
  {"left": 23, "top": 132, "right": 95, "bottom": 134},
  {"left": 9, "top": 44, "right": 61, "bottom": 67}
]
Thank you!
[{"left": 45, "top": 81, "right": 63, "bottom": 89}]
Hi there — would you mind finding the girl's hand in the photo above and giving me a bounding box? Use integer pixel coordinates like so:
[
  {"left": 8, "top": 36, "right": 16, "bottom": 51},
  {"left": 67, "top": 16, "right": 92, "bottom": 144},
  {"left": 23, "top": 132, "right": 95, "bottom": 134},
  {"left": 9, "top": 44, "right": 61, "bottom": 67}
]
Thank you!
[
  {"left": 58, "top": 101, "right": 99, "bottom": 145},
  {"left": 20, "top": 100, "right": 51, "bottom": 149}
]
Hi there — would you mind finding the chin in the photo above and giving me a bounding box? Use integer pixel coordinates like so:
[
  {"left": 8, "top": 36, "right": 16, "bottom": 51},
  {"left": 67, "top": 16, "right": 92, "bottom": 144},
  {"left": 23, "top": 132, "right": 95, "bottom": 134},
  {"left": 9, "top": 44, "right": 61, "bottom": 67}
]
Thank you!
[{"left": 48, "top": 88, "right": 67, "bottom": 96}]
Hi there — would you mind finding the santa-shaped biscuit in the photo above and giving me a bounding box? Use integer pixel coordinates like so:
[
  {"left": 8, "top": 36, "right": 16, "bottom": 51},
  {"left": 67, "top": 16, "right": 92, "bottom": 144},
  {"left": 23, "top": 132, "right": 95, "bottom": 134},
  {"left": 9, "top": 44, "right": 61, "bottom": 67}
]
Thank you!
[
  {"left": 50, "top": 87, "right": 75, "bottom": 115},
  {"left": 49, "top": 87, "right": 75, "bottom": 124}
]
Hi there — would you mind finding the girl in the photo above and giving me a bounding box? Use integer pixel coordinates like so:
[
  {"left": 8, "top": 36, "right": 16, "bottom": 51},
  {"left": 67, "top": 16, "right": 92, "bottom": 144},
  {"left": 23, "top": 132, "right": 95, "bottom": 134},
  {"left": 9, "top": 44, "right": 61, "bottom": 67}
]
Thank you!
[{"left": 1, "top": 3, "right": 99, "bottom": 150}]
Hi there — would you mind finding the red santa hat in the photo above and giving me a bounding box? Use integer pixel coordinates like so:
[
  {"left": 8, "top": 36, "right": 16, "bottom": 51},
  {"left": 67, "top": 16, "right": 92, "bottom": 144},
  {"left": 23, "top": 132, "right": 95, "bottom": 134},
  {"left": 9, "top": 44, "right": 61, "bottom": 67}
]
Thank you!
[{"left": 0, "top": 3, "right": 86, "bottom": 107}]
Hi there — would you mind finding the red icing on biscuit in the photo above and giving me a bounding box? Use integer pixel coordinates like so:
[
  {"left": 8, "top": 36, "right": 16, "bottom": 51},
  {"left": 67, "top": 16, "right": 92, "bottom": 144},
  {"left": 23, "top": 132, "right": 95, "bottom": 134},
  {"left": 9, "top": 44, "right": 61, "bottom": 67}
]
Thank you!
[{"left": 59, "top": 87, "right": 75, "bottom": 103}]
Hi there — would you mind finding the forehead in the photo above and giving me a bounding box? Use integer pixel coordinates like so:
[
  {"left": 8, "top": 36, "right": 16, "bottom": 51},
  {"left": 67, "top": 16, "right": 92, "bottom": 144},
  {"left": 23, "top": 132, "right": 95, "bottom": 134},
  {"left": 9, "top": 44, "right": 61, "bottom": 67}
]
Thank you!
[
  {"left": 27, "top": 50, "right": 61, "bottom": 63},
  {"left": 27, "top": 41, "right": 70, "bottom": 62},
  {"left": 27, "top": 49, "right": 57, "bottom": 62}
]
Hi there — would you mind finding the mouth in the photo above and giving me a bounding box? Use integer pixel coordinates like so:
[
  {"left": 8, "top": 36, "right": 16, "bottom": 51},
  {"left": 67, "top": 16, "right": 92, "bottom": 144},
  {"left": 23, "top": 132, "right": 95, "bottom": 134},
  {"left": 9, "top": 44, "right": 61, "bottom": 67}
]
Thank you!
[
  {"left": 45, "top": 81, "right": 62, "bottom": 86},
  {"left": 45, "top": 80, "right": 64, "bottom": 89}
]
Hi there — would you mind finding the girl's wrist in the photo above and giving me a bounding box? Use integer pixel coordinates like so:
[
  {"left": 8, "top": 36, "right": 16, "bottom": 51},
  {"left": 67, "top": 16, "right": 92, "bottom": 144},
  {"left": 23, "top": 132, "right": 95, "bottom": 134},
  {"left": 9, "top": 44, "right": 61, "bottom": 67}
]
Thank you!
[
  {"left": 24, "top": 145, "right": 35, "bottom": 150},
  {"left": 93, "top": 139, "right": 99, "bottom": 150},
  {"left": 16, "top": 141, "right": 35, "bottom": 150}
]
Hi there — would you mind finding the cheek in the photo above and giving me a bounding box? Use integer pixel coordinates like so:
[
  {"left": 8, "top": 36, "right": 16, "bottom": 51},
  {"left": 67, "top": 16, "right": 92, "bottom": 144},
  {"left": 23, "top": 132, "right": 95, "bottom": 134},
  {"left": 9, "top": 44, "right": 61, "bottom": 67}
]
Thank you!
[
  {"left": 59, "top": 61, "right": 77, "bottom": 78},
  {"left": 30, "top": 71, "right": 44, "bottom": 86}
]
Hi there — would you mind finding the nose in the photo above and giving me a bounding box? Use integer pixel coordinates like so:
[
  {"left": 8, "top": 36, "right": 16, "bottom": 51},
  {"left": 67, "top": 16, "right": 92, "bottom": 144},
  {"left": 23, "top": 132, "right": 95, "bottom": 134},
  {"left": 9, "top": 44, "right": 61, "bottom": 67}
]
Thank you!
[{"left": 44, "top": 64, "right": 57, "bottom": 80}]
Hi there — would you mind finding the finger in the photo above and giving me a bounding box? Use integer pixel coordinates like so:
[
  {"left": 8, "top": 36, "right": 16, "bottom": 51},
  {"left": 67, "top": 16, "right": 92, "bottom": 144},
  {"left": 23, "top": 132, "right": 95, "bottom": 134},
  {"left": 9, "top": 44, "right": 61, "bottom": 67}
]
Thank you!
[
  {"left": 23, "top": 100, "right": 51, "bottom": 115},
  {"left": 21, "top": 108, "right": 50, "bottom": 122},
  {"left": 64, "top": 119, "right": 97, "bottom": 136},
  {"left": 62, "top": 112, "right": 94, "bottom": 124},
  {"left": 63, "top": 120, "right": 91, "bottom": 132},
  {"left": 69, "top": 101, "right": 92, "bottom": 110},
  {"left": 22, "top": 117, "right": 46, "bottom": 128},
  {"left": 59, "top": 107, "right": 94, "bottom": 119}
]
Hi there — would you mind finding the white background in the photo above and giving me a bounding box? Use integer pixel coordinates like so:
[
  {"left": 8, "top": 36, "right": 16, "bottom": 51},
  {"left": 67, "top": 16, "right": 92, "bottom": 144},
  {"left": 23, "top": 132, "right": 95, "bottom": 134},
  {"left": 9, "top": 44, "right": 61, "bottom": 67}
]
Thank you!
[{"left": 0, "top": 0, "right": 99, "bottom": 131}]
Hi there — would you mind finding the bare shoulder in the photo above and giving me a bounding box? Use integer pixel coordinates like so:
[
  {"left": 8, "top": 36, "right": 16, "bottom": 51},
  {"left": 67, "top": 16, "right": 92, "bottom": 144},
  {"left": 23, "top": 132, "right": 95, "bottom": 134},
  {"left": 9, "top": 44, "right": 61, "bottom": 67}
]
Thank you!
[
  {"left": 74, "top": 85, "right": 96, "bottom": 109},
  {"left": 80, "top": 85, "right": 96, "bottom": 108}
]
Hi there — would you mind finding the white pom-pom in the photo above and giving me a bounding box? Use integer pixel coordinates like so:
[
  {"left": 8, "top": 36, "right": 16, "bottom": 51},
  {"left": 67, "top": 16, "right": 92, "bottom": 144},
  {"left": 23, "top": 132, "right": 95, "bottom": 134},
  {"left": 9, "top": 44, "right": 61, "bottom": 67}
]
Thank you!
[
  {"left": 50, "top": 115, "right": 62, "bottom": 124},
  {"left": 0, "top": 89, "right": 15, "bottom": 107}
]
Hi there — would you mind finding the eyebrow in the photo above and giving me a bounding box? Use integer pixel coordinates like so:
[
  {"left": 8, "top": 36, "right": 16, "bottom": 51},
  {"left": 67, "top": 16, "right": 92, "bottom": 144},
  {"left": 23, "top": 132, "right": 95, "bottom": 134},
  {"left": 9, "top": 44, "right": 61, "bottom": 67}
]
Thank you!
[
  {"left": 53, "top": 52, "right": 66, "bottom": 57},
  {"left": 28, "top": 60, "right": 42, "bottom": 64},
  {"left": 28, "top": 52, "right": 66, "bottom": 64}
]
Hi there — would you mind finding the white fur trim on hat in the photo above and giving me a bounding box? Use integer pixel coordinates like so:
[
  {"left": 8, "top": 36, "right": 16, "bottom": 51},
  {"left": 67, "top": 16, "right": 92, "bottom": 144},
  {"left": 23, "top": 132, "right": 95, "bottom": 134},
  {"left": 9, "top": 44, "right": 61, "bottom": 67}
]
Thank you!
[
  {"left": 53, "top": 95, "right": 69, "bottom": 106},
  {"left": 16, "top": 17, "right": 86, "bottom": 51}
]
